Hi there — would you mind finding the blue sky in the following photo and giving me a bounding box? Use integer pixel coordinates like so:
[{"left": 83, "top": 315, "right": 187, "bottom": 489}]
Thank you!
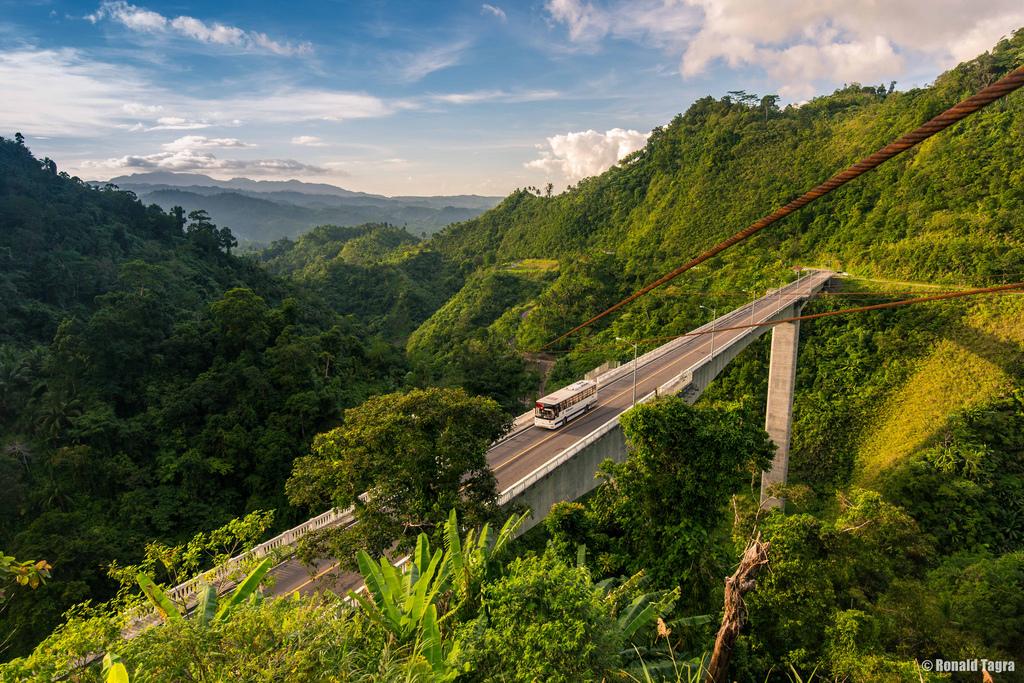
[{"left": 2, "top": 1, "right": 1022, "bottom": 195}]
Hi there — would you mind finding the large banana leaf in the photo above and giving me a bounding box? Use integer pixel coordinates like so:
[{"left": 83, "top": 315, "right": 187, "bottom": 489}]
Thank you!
[
  {"left": 409, "top": 548, "right": 443, "bottom": 621},
  {"left": 380, "top": 556, "right": 403, "bottom": 612},
  {"left": 618, "top": 594, "right": 658, "bottom": 639},
  {"left": 444, "top": 510, "right": 463, "bottom": 570},
  {"left": 420, "top": 603, "right": 443, "bottom": 673},
  {"left": 214, "top": 556, "right": 273, "bottom": 623},
  {"left": 356, "top": 550, "right": 402, "bottom": 631},
  {"left": 136, "top": 573, "right": 183, "bottom": 623},
  {"left": 102, "top": 653, "right": 130, "bottom": 683},
  {"left": 195, "top": 584, "right": 218, "bottom": 627},
  {"left": 414, "top": 533, "right": 431, "bottom": 573}
]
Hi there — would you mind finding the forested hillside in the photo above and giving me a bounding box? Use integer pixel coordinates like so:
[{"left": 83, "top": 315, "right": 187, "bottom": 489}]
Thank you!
[
  {"left": 395, "top": 31, "right": 1024, "bottom": 677},
  {"left": 0, "top": 137, "right": 408, "bottom": 654},
  {"left": 107, "top": 172, "right": 501, "bottom": 245},
  {"left": 256, "top": 223, "right": 463, "bottom": 341},
  {"left": 3, "top": 29, "right": 1024, "bottom": 682},
  {"left": 135, "top": 187, "right": 490, "bottom": 244},
  {"left": 413, "top": 29, "right": 1024, "bottom": 388}
]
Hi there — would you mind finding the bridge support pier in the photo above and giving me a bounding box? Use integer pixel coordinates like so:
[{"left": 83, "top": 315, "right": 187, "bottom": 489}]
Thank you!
[{"left": 760, "top": 304, "right": 802, "bottom": 510}]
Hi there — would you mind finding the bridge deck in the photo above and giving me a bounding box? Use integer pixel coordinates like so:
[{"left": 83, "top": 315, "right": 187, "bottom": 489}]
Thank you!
[
  {"left": 265, "top": 270, "right": 832, "bottom": 597},
  {"left": 489, "top": 270, "right": 831, "bottom": 488}
]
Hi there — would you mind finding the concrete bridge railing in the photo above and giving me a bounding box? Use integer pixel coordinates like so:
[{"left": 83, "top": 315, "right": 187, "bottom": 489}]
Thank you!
[
  {"left": 124, "top": 505, "right": 355, "bottom": 630},
  {"left": 498, "top": 273, "right": 830, "bottom": 531},
  {"left": 134, "top": 272, "right": 828, "bottom": 622}
]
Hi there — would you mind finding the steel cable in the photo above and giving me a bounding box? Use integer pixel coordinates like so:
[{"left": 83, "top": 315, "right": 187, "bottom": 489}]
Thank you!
[
  {"left": 543, "top": 64, "right": 1024, "bottom": 350},
  {"left": 548, "top": 281, "right": 1024, "bottom": 355}
]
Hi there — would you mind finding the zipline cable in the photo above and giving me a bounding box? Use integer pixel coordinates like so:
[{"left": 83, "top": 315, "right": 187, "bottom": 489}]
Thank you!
[
  {"left": 547, "top": 281, "right": 1024, "bottom": 355},
  {"left": 543, "top": 64, "right": 1024, "bottom": 350}
]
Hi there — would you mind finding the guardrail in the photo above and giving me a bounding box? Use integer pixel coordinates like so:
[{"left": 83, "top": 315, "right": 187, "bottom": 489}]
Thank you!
[
  {"left": 495, "top": 273, "right": 827, "bottom": 449},
  {"left": 133, "top": 271, "right": 831, "bottom": 628},
  {"left": 493, "top": 407, "right": 536, "bottom": 445},
  {"left": 125, "top": 505, "right": 355, "bottom": 629},
  {"left": 497, "top": 271, "right": 832, "bottom": 506},
  {"left": 584, "top": 272, "right": 826, "bottom": 393}
]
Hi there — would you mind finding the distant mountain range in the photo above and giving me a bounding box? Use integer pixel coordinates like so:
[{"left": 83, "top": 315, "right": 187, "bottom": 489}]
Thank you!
[{"left": 99, "top": 172, "right": 501, "bottom": 243}]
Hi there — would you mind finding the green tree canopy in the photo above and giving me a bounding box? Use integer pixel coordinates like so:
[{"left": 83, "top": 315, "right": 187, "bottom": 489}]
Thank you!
[
  {"left": 548, "top": 397, "right": 774, "bottom": 594},
  {"left": 453, "top": 550, "right": 624, "bottom": 682},
  {"left": 286, "top": 387, "right": 509, "bottom": 556}
]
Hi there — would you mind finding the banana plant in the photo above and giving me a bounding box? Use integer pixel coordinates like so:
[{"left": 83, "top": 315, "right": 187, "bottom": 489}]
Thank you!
[
  {"left": 207, "top": 556, "right": 273, "bottom": 624},
  {"left": 350, "top": 533, "right": 451, "bottom": 643},
  {"left": 350, "top": 512, "right": 528, "bottom": 678},
  {"left": 101, "top": 653, "right": 130, "bottom": 683},
  {"left": 100, "top": 558, "right": 273, "bottom": 683},
  {"left": 617, "top": 592, "right": 673, "bottom": 639},
  {"left": 595, "top": 567, "right": 683, "bottom": 642},
  {"left": 136, "top": 573, "right": 183, "bottom": 624},
  {"left": 443, "top": 509, "right": 528, "bottom": 613},
  {"left": 137, "top": 556, "right": 274, "bottom": 625}
]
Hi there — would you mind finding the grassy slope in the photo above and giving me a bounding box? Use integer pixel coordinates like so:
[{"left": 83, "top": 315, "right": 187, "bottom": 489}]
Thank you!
[{"left": 855, "top": 294, "right": 1024, "bottom": 482}]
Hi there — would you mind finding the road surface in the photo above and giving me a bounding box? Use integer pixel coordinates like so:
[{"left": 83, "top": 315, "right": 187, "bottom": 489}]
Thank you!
[{"left": 267, "top": 270, "right": 832, "bottom": 597}]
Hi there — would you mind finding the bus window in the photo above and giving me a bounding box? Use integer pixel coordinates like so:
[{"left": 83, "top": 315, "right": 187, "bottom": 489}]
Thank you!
[{"left": 535, "top": 403, "right": 557, "bottom": 419}]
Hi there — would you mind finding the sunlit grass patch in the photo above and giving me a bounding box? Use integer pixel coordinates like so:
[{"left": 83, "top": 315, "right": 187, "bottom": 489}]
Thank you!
[
  {"left": 855, "top": 295, "right": 1024, "bottom": 482},
  {"left": 500, "top": 258, "right": 560, "bottom": 272}
]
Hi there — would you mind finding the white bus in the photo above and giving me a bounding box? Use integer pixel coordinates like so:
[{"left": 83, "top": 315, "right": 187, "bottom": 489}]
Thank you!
[{"left": 533, "top": 380, "right": 598, "bottom": 429}]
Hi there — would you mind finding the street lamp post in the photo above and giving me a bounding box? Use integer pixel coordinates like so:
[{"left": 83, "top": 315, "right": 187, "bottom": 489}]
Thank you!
[{"left": 616, "top": 337, "right": 639, "bottom": 405}]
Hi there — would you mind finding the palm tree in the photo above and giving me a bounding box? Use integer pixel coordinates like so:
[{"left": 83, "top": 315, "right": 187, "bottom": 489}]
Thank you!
[{"left": 34, "top": 387, "right": 82, "bottom": 444}]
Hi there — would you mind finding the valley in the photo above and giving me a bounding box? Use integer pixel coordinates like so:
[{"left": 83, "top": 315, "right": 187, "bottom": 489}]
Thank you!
[{"left": 2, "top": 23, "right": 1024, "bottom": 683}]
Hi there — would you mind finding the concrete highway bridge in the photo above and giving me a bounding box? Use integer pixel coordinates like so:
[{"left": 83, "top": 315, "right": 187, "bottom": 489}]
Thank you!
[{"left": 138, "top": 269, "right": 832, "bottom": 613}]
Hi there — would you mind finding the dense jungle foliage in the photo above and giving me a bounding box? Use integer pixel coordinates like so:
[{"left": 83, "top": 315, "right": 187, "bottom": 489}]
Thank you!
[
  {"left": 3, "top": 28, "right": 1024, "bottom": 681},
  {"left": 0, "top": 137, "right": 408, "bottom": 655}
]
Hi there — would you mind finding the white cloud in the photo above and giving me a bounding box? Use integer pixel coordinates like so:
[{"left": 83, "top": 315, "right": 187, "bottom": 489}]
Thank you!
[
  {"left": 88, "top": 0, "right": 166, "bottom": 31},
  {"left": 122, "top": 102, "right": 164, "bottom": 116},
  {"left": 545, "top": 0, "right": 698, "bottom": 45},
  {"left": 526, "top": 128, "right": 649, "bottom": 181},
  {"left": 161, "top": 135, "right": 253, "bottom": 151},
  {"left": 291, "top": 135, "right": 325, "bottom": 146},
  {"left": 546, "top": 0, "right": 610, "bottom": 42},
  {"left": 546, "top": 0, "right": 1024, "bottom": 98},
  {"left": 148, "top": 116, "right": 211, "bottom": 131},
  {"left": 90, "top": 149, "right": 324, "bottom": 176},
  {"left": 81, "top": 132, "right": 318, "bottom": 177},
  {"left": 0, "top": 47, "right": 397, "bottom": 137},
  {"left": 399, "top": 41, "right": 470, "bottom": 81},
  {"left": 88, "top": 1, "right": 312, "bottom": 56},
  {"left": 0, "top": 48, "right": 152, "bottom": 136},
  {"left": 430, "top": 89, "right": 560, "bottom": 104},
  {"left": 760, "top": 37, "right": 904, "bottom": 99},
  {"left": 481, "top": 4, "right": 507, "bottom": 21},
  {"left": 243, "top": 90, "right": 395, "bottom": 123}
]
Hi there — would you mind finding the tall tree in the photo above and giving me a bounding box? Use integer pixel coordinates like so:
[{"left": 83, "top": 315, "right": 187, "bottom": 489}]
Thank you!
[
  {"left": 185, "top": 209, "right": 221, "bottom": 253},
  {"left": 218, "top": 226, "right": 238, "bottom": 255},
  {"left": 287, "top": 387, "right": 509, "bottom": 558},
  {"left": 169, "top": 206, "right": 185, "bottom": 232}
]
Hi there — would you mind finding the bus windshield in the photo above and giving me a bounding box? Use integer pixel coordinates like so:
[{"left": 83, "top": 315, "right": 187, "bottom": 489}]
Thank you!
[{"left": 535, "top": 403, "right": 557, "bottom": 419}]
